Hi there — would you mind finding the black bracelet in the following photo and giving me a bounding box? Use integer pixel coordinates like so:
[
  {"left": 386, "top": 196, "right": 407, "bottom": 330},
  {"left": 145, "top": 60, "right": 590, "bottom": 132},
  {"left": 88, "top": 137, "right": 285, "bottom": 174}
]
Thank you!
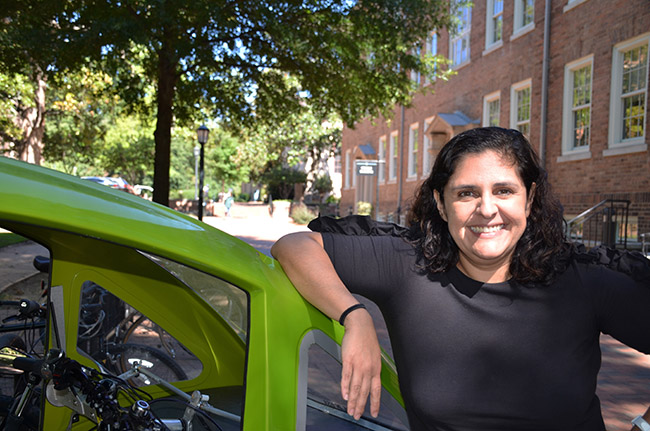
[{"left": 338, "top": 303, "right": 367, "bottom": 326}]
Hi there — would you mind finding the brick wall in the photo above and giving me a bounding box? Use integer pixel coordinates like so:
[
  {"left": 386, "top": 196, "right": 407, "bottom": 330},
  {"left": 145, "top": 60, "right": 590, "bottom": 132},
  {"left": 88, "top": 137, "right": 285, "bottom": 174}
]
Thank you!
[{"left": 341, "top": 0, "right": 650, "bottom": 233}]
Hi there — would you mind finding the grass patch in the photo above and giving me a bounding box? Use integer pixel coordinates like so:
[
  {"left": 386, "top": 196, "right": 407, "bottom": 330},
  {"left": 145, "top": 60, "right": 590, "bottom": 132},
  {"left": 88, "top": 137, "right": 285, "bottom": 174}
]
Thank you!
[{"left": 0, "top": 233, "right": 27, "bottom": 248}]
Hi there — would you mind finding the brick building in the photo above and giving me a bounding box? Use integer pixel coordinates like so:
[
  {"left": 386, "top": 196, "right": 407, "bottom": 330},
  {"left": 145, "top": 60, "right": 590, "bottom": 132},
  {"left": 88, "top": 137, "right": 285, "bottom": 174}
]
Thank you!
[{"left": 340, "top": 0, "right": 650, "bottom": 244}]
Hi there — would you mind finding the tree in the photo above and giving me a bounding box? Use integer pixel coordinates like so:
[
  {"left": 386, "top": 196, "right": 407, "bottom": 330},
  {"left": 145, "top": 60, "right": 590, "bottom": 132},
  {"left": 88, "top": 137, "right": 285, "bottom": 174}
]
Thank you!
[
  {"left": 206, "top": 127, "right": 251, "bottom": 193},
  {"left": 2, "top": 1, "right": 464, "bottom": 206}
]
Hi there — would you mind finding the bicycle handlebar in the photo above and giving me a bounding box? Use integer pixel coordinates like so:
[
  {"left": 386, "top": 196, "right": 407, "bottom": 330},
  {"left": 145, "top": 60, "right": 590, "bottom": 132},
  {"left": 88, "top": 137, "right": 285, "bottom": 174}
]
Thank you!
[{"left": 0, "top": 346, "right": 227, "bottom": 430}]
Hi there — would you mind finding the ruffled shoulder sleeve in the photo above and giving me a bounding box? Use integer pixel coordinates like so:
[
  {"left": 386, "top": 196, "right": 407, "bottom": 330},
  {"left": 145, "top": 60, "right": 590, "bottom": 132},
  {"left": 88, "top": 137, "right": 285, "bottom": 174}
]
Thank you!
[{"left": 307, "top": 214, "right": 410, "bottom": 237}]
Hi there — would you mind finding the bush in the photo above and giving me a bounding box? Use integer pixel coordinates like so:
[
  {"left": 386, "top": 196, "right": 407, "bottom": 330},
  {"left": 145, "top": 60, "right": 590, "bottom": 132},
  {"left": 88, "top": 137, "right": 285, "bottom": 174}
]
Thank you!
[
  {"left": 357, "top": 201, "right": 372, "bottom": 216},
  {"left": 325, "top": 195, "right": 340, "bottom": 205},
  {"left": 290, "top": 203, "right": 318, "bottom": 225},
  {"left": 311, "top": 174, "right": 333, "bottom": 195},
  {"left": 237, "top": 192, "right": 250, "bottom": 202}
]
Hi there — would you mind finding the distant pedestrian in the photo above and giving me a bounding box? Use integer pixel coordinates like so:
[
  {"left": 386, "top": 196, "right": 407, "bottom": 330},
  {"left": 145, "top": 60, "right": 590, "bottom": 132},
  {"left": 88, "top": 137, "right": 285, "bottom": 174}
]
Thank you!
[{"left": 224, "top": 190, "right": 234, "bottom": 217}]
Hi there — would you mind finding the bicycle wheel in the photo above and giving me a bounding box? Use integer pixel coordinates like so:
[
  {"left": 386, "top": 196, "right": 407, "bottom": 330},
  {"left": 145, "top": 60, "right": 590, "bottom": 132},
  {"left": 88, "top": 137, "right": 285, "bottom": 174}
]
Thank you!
[
  {"left": 122, "top": 315, "right": 187, "bottom": 359},
  {"left": 108, "top": 343, "right": 187, "bottom": 387}
]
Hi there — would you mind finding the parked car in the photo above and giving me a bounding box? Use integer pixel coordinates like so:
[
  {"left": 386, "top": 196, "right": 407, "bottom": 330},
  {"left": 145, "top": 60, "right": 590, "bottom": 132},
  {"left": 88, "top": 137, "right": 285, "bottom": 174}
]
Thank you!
[
  {"left": 81, "top": 175, "right": 136, "bottom": 194},
  {"left": 0, "top": 157, "right": 409, "bottom": 431}
]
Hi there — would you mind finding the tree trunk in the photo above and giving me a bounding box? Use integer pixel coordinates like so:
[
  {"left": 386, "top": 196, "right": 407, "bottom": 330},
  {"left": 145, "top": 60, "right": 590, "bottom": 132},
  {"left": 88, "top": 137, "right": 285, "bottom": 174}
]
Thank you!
[
  {"left": 152, "top": 39, "right": 178, "bottom": 207},
  {"left": 16, "top": 68, "right": 46, "bottom": 165}
]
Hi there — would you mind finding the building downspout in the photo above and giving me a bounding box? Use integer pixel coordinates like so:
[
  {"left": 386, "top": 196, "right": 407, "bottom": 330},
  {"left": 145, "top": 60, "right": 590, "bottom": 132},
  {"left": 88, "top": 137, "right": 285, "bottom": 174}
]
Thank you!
[
  {"left": 539, "top": 0, "right": 552, "bottom": 167},
  {"left": 397, "top": 104, "right": 405, "bottom": 223}
]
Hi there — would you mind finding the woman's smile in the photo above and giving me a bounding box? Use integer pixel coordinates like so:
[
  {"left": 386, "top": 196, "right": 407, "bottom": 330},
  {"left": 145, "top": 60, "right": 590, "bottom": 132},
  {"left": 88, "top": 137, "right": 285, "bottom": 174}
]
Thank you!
[{"left": 469, "top": 224, "right": 505, "bottom": 234}]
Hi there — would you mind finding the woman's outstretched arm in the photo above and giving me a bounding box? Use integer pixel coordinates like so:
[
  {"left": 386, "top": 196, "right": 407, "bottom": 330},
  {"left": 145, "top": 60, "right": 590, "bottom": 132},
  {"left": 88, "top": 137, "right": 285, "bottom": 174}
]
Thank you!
[{"left": 271, "top": 231, "right": 382, "bottom": 420}]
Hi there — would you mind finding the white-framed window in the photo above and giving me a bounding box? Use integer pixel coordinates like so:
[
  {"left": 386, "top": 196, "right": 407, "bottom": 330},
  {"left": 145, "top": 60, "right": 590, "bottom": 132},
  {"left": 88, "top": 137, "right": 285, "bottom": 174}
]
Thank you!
[
  {"left": 485, "top": 0, "right": 504, "bottom": 52},
  {"left": 564, "top": 0, "right": 589, "bottom": 13},
  {"left": 378, "top": 136, "right": 387, "bottom": 183},
  {"left": 425, "top": 31, "right": 438, "bottom": 85},
  {"left": 607, "top": 33, "right": 649, "bottom": 156},
  {"left": 513, "top": 0, "right": 535, "bottom": 38},
  {"left": 560, "top": 55, "right": 593, "bottom": 159},
  {"left": 483, "top": 91, "right": 501, "bottom": 127},
  {"left": 407, "top": 123, "right": 419, "bottom": 179},
  {"left": 450, "top": 3, "right": 471, "bottom": 68},
  {"left": 344, "top": 151, "right": 351, "bottom": 189},
  {"left": 511, "top": 79, "right": 532, "bottom": 138},
  {"left": 389, "top": 131, "right": 399, "bottom": 181},
  {"left": 422, "top": 116, "right": 434, "bottom": 177}
]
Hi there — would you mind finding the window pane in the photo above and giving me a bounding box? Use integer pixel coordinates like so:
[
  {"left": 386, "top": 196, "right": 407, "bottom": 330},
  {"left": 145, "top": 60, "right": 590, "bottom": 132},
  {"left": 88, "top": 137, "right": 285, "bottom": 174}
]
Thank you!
[
  {"left": 623, "top": 45, "right": 648, "bottom": 94},
  {"left": 494, "top": 16, "right": 502, "bottom": 42},
  {"left": 77, "top": 282, "right": 203, "bottom": 387},
  {"left": 493, "top": 0, "right": 503, "bottom": 42},
  {"left": 572, "top": 65, "right": 591, "bottom": 107},
  {"left": 517, "top": 88, "right": 531, "bottom": 122},
  {"left": 488, "top": 99, "right": 500, "bottom": 126},
  {"left": 523, "top": 0, "right": 534, "bottom": 26},
  {"left": 623, "top": 93, "right": 646, "bottom": 139},
  {"left": 573, "top": 107, "right": 590, "bottom": 148}
]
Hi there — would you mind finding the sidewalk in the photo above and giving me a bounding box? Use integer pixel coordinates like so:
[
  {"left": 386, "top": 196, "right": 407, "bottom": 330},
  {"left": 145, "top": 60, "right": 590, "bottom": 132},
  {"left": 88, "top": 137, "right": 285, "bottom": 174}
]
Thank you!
[
  {"left": 0, "top": 241, "right": 48, "bottom": 293},
  {"left": 202, "top": 201, "right": 310, "bottom": 256}
]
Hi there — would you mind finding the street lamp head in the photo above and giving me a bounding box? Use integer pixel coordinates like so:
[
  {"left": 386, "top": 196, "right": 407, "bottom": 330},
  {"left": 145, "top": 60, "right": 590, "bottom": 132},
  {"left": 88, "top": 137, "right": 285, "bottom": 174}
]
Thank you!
[{"left": 197, "top": 124, "right": 210, "bottom": 145}]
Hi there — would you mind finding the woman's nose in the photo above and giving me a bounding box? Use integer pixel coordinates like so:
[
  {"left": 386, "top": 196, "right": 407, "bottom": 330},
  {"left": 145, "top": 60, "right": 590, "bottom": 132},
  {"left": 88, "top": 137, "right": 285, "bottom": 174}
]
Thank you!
[{"left": 477, "top": 195, "right": 498, "bottom": 218}]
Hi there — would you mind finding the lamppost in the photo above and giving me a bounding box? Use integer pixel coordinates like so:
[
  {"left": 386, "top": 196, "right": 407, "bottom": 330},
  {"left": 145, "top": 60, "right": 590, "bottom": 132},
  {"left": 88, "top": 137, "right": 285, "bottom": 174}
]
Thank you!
[
  {"left": 196, "top": 125, "right": 210, "bottom": 221},
  {"left": 193, "top": 145, "right": 200, "bottom": 200}
]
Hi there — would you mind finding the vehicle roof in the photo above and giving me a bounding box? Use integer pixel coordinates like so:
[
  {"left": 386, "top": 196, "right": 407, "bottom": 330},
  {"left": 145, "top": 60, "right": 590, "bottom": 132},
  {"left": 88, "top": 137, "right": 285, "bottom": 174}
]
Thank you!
[{"left": 0, "top": 157, "right": 274, "bottom": 290}]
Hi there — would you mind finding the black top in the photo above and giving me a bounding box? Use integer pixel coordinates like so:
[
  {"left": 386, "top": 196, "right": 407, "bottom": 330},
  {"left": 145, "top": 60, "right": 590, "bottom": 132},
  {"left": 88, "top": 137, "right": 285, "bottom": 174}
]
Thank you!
[{"left": 321, "top": 233, "right": 650, "bottom": 431}]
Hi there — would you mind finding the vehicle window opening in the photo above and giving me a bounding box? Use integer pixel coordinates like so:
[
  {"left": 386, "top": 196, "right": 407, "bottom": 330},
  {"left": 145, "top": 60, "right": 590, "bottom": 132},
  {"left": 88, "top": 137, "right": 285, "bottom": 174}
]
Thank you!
[
  {"left": 76, "top": 281, "right": 202, "bottom": 386},
  {"left": 299, "top": 330, "right": 409, "bottom": 431}
]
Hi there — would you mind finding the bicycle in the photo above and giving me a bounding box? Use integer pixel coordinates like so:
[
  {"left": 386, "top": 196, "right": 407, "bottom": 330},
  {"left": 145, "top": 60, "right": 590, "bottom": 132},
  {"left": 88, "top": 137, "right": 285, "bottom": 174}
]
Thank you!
[
  {"left": 19, "top": 256, "right": 190, "bottom": 385},
  {"left": 0, "top": 345, "right": 235, "bottom": 430}
]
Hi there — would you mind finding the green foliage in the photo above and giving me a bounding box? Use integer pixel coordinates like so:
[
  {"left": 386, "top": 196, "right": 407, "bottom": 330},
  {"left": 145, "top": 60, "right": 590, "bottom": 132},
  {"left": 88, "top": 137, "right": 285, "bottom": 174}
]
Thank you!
[
  {"left": 1, "top": 0, "right": 467, "bottom": 203},
  {"left": 263, "top": 166, "right": 308, "bottom": 201},
  {"left": 206, "top": 127, "right": 252, "bottom": 193},
  {"left": 357, "top": 201, "right": 373, "bottom": 216},
  {"left": 325, "top": 195, "right": 340, "bottom": 205},
  {"left": 0, "top": 73, "right": 32, "bottom": 151},
  {"left": 290, "top": 203, "right": 318, "bottom": 225},
  {"left": 311, "top": 174, "right": 334, "bottom": 196}
]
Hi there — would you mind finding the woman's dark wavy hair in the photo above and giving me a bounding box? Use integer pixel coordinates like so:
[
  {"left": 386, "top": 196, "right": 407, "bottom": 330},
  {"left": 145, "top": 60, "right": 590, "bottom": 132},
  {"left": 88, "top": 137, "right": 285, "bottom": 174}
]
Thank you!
[{"left": 406, "top": 127, "right": 570, "bottom": 285}]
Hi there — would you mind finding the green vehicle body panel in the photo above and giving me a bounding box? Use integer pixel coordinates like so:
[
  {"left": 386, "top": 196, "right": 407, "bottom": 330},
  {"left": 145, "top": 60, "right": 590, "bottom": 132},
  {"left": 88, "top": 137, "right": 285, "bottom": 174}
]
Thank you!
[{"left": 0, "top": 157, "right": 404, "bottom": 430}]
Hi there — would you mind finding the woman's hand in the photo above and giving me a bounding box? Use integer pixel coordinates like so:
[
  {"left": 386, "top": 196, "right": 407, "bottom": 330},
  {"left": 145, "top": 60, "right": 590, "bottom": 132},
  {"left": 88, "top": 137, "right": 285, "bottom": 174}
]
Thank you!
[{"left": 340, "top": 308, "right": 382, "bottom": 420}]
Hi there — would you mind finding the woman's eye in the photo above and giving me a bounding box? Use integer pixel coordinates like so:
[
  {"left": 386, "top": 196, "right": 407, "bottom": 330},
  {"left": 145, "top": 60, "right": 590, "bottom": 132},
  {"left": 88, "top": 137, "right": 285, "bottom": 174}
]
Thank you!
[
  {"left": 496, "top": 188, "right": 514, "bottom": 196},
  {"left": 458, "top": 191, "right": 475, "bottom": 198}
]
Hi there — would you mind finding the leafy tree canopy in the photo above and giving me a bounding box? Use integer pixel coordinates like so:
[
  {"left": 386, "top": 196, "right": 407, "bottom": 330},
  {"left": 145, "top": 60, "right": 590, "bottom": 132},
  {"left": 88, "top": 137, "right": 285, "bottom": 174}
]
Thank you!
[{"left": 1, "top": 0, "right": 465, "bottom": 205}]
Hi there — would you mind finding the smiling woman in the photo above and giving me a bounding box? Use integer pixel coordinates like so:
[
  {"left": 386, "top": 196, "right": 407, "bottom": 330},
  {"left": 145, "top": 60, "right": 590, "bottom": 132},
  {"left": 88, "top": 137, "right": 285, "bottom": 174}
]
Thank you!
[{"left": 272, "top": 127, "right": 650, "bottom": 431}]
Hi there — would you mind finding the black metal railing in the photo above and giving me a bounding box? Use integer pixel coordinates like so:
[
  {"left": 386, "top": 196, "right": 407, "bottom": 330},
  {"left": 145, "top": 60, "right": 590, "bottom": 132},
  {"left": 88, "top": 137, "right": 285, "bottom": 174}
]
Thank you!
[{"left": 566, "top": 199, "right": 631, "bottom": 248}]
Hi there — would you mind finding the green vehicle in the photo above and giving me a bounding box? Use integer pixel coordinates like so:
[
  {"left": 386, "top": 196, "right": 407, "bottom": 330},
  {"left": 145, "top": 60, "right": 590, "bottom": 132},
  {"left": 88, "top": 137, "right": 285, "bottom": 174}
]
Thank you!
[{"left": 0, "top": 157, "right": 409, "bottom": 430}]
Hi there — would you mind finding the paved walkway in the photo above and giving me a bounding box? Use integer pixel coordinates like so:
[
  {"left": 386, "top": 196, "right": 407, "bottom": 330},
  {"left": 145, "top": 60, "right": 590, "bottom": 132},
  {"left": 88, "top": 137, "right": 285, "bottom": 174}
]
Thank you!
[{"left": 1, "top": 202, "right": 649, "bottom": 429}]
